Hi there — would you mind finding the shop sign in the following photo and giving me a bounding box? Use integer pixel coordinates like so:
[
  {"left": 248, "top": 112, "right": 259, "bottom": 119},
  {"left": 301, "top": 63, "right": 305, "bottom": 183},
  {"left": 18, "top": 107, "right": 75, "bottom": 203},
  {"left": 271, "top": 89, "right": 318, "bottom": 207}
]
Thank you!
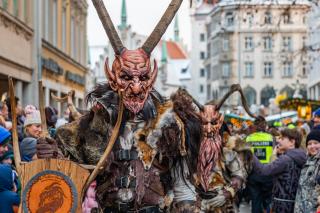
[
  {"left": 65, "top": 71, "right": 85, "bottom": 86},
  {"left": 42, "top": 57, "right": 64, "bottom": 75}
]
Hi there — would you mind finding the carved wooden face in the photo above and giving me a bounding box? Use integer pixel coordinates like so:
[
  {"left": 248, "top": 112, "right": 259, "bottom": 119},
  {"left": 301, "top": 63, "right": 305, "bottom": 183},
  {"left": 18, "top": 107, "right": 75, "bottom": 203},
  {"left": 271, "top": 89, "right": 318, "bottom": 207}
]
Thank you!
[
  {"left": 105, "top": 49, "right": 158, "bottom": 114},
  {"left": 199, "top": 105, "right": 224, "bottom": 138}
]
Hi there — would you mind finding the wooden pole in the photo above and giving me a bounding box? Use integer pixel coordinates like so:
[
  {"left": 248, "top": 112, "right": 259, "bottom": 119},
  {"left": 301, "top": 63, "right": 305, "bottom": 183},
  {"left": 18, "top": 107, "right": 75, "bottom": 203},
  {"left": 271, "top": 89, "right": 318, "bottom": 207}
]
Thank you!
[
  {"left": 38, "top": 80, "right": 49, "bottom": 137},
  {"left": 8, "top": 77, "right": 21, "bottom": 173},
  {"left": 82, "top": 93, "right": 124, "bottom": 196}
]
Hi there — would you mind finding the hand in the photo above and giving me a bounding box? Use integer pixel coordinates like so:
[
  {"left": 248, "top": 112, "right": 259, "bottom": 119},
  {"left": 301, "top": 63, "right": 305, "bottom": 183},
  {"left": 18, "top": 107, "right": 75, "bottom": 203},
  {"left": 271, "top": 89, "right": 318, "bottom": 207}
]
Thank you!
[
  {"left": 36, "top": 136, "right": 59, "bottom": 159},
  {"left": 201, "top": 190, "right": 230, "bottom": 209}
]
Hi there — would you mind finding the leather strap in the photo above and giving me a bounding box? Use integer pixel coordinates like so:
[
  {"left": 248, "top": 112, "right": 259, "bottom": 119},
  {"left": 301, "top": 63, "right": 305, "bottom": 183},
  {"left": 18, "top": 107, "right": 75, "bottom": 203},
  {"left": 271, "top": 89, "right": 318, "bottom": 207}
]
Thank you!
[
  {"left": 115, "top": 176, "right": 136, "bottom": 188},
  {"left": 115, "top": 150, "right": 138, "bottom": 161}
]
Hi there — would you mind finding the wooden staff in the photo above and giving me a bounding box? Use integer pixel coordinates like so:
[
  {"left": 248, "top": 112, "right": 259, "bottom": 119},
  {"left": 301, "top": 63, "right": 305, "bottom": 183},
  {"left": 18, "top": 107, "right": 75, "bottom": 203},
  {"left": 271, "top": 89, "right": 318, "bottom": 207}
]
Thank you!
[
  {"left": 38, "top": 81, "right": 49, "bottom": 137},
  {"left": 8, "top": 77, "right": 21, "bottom": 173},
  {"left": 82, "top": 93, "right": 124, "bottom": 196}
]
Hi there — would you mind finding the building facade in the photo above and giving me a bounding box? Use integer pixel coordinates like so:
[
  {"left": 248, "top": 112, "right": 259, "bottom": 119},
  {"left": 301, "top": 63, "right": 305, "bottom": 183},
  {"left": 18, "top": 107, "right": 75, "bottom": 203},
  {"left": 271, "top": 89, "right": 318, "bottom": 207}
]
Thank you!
[
  {"left": 0, "top": 0, "right": 88, "bottom": 114},
  {"left": 0, "top": 0, "right": 33, "bottom": 106},
  {"left": 308, "top": 2, "right": 320, "bottom": 100},
  {"left": 189, "top": 0, "right": 215, "bottom": 104},
  {"left": 205, "top": 0, "right": 310, "bottom": 108}
]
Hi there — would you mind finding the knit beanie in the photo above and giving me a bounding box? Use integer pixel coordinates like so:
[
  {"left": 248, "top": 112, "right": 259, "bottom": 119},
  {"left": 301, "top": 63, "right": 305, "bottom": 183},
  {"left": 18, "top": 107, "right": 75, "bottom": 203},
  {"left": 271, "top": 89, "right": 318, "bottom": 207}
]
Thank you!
[
  {"left": 306, "top": 130, "right": 320, "bottom": 145},
  {"left": 314, "top": 108, "right": 320, "bottom": 117},
  {"left": 24, "top": 110, "right": 41, "bottom": 127},
  {"left": 20, "top": 137, "right": 37, "bottom": 161},
  {"left": 0, "top": 126, "right": 11, "bottom": 145}
]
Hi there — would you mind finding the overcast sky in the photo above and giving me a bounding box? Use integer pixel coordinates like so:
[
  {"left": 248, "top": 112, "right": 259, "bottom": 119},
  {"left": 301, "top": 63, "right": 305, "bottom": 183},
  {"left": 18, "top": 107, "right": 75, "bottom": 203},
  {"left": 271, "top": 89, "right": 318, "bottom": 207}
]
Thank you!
[{"left": 87, "top": 0, "right": 192, "bottom": 49}]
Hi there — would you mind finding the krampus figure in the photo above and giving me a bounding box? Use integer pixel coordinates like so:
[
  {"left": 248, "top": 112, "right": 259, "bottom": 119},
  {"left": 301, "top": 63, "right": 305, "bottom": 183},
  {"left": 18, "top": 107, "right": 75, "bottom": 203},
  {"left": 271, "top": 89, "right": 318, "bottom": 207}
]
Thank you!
[
  {"left": 36, "top": 0, "right": 196, "bottom": 212},
  {"left": 169, "top": 85, "right": 256, "bottom": 213}
]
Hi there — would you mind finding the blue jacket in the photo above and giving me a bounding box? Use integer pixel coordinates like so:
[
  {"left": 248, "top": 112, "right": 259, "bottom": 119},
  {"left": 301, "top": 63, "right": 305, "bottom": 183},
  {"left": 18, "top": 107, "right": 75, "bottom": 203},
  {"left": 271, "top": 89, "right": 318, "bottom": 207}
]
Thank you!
[{"left": 0, "top": 164, "right": 20, "bottom": 213}]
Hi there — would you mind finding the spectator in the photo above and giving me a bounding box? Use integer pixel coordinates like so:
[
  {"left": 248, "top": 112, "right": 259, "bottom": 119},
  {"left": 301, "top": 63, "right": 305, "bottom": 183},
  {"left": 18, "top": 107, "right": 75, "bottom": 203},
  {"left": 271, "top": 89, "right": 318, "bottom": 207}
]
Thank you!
[
  {"left": 0, "top": 151, "right": 14, "bottom": 165},
  {"left": 45, "top": 106, "right": 58, "bottom": 138},
  {"left": 0, "top": 101, "right": 8, "bottom": 128},
  {"left": 246, "top": 116, "right": 274, "bottom": 213},
  {"left": 312, "top": 108, "right": 320, "bottom": 130},
  {"left": 294, "top": 130, "right": 320, "bottom": 213},
  {"left": 0, "top": 126, "right": 10, "bottom": 158},
  {"left": 0, "top": 164, "right": 20, "bottom": 213},
  {"left": 0, "top": 151, "right": 21, "bottom": 197},
  {"left": 5, "top": 97, "right": 25, "bottom": 141},
  {"left": 20, "top": 110, "right": 42, "bottom": 161},
  {"left": 252, "top": 128, "right": 307, "bottom": 213}
]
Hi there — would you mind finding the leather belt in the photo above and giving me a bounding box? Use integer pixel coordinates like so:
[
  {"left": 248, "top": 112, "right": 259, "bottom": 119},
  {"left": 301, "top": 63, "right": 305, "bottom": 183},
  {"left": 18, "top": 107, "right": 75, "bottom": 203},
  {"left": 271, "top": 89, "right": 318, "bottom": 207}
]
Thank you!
[
  {"left": 115, "top": 176, "right": 136, "bottom": 188},
  {"left": 105, "top": 204, "right": 162, "bottom": 213},
  {"left": 115, "top": 150, "right": 138, "bottom": 161},
  {"left": 127, "top": 206, "right": 163, "bottom": 213}
]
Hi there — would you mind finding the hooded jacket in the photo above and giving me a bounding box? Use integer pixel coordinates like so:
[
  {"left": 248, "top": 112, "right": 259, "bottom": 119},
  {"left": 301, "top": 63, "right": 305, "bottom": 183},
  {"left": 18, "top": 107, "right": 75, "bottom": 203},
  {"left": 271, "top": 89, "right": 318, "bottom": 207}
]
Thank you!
[
  {"left": 0, "top": 164, "right": 20, "bottom": 213},
  {"left": 253, "top": 148, "right": 307, "bottom": 213}
]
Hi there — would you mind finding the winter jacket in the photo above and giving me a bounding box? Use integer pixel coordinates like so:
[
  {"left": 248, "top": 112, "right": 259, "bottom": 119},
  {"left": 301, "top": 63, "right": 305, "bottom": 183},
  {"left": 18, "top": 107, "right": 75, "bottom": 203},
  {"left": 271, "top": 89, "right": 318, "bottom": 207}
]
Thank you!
[
  {"left": 294, "top": 152, "right": 320, "bottom": 213},
  {"left": 253, "top": 148, "right": 307, "bottom": 213},
  {"left": 0, "top": 164, "right": 20, "bottom": 213}
]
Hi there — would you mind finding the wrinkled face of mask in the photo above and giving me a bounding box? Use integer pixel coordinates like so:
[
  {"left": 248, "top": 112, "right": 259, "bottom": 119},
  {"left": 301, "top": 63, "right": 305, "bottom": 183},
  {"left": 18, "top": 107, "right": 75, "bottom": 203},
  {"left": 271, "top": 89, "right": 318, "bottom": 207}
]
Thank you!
[{"left": 105, "top": 49, "right": 158, "bottom": 114}]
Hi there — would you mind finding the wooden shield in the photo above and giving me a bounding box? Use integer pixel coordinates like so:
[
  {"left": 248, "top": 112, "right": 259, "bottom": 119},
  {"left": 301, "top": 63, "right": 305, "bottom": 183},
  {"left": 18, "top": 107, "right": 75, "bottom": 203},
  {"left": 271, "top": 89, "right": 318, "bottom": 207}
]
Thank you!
[{"left": 20, "top": 159, "right": 89, "bottom": 213}]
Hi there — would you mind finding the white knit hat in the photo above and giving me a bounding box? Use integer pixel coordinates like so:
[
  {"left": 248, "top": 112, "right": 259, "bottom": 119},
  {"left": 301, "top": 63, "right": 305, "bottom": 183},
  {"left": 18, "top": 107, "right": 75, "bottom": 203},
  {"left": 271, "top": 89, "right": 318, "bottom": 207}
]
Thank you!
[{"left": 24, "top": 110, "right": 41, "bottom": 127}]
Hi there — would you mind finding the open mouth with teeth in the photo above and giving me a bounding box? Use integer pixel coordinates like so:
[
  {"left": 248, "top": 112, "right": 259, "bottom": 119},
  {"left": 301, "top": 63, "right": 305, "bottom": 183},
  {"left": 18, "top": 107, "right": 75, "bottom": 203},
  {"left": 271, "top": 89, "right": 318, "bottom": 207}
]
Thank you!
[{"left": 123, "top": 92, "right": 148, "bottom": 114}]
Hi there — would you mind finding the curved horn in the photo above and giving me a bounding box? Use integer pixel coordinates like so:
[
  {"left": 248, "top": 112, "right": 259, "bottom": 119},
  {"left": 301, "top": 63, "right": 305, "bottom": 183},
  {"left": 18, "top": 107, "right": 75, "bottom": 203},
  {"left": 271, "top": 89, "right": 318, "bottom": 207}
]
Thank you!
[
  {"left": 142, "top": 0, "right": 183, "bottom": 55},
  {"left": 216, "top": 84, "right": 257, "bottom": 119},
  {"left": 51, "top": 92, "right": 68, "bottom": 102},
  {"left": 92, "top": 0, "right": 125, "bottom": 55}
]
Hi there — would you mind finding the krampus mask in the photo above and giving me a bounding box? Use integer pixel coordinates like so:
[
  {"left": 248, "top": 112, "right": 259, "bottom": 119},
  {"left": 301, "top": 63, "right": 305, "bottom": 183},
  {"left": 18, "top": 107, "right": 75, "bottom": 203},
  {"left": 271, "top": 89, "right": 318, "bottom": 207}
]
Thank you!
[
  {"left": 92, "top": 0, "right": 184, "bottom": 114},
  {"left": 192, "top": 84, "right": 257, "bottom": 191}
]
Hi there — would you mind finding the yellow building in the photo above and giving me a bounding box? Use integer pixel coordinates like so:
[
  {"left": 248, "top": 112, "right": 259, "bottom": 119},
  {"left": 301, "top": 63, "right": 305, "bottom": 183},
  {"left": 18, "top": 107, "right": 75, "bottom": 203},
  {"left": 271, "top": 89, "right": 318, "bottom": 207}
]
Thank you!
[
  {"left": 0, "top": 0, "right": 88, "bottom": 115},
  {"left": 41, "top": 0, "right": 88, "bottom": 114}
]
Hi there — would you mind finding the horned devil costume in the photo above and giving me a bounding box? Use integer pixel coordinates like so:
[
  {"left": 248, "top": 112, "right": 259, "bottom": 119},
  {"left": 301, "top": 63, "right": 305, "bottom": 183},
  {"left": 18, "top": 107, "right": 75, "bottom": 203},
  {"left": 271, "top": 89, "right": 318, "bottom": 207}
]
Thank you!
[{"left": 37, "top": 0, "right": 195, "bottom": 212}]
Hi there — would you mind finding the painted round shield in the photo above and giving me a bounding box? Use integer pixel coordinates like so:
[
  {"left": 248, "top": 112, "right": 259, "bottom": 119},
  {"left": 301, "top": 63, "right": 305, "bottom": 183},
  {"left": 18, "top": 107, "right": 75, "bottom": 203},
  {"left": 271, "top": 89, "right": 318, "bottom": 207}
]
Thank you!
[{"left": 22, "top": 170, "right": 78, "bottom": 213}]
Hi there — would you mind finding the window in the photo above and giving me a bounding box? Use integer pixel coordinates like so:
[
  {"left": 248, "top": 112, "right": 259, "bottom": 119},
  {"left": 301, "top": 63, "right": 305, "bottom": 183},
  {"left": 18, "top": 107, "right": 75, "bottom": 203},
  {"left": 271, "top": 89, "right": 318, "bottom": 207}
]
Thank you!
[
  {"left": 265, "top": 11, "right": 272, "bottom": 24},
  {"left": 283, "top": 12, "right": 291, "bottom": 24},
  {"left": 2, "top": 0, "right": 8, "bottom": 10},
  {"left": 200, "top": 51, "right": 205, "bottom": 60},
  {"left": 245, "top": 36, "right": 253, "bottom": 50},
  {"left": 245, "top": 62, "right": 254, "bottom": 77},
  {"left": 302, "top": 61, "right": 307, "bottom": 77},
  {"left": 264, "top": 62, "right": 273, "bottom": 77},
  {"left": 71, "top": 17, "right": 75, "bottom": 58},
  {"left": 181, "top": 68, "right": 187, "bottom": 74},
  {"left": 303, "top": 16, "right": 306, "bottom": 24},
  {"left": 43, "top": 0, "right": 49, "bottom": 41},
  {"left": 282, "top": 36, "right": 292, "bottom": 51},
  {"left": 247, "top": 12, "right": 253, "bottom": 26},
  {"left": 222, "top": 63, "right": 231, "bottom": 77},
  {"left": 206, "top": 64, "right": 211, "bottom": 80},
  {"left": 52, "top": 0, "right": 57, "bottom": 46},
  {"left": 263, "top": 36, "right": 272, "bottom": 51},
  {"left": 200, "top": 33, "right": 205, "bottom": 42},
  {"left": 13, "top": 0, "right": 18, "bottom": 16},
  {"left": 200, "top": 68, "right": 205, "bottom": 77},
  {"left": 226, "top": 12, "right": 234, "bottom": 26},
  {"left": 282, "top": 61, "right": 293, "bottom": 77},
  {"left": 62, "top": 7, "right": 67, "bottom": 51},
  {"left": 302, "top": 36, "right": 307, "bottom": 48},
  {"left": 223, "top": 37, "right": 229, "bottom": 51},
  {"left": 200, "top": 85, "right": 204, "bottom": 93}
]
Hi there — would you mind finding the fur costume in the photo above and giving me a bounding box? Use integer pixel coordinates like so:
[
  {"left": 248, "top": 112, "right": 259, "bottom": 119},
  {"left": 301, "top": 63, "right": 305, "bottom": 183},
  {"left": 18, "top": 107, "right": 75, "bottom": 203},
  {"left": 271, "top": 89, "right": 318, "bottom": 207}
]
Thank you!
[{"left": 55, "top": 83, "right": 194, "bottom": 212}]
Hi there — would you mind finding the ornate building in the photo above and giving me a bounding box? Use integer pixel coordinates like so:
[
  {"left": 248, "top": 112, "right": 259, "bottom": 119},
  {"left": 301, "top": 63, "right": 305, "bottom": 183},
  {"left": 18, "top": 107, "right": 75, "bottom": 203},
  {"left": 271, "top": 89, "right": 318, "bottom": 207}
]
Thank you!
[
  {"left": 205, "top": 0, "right": 310, "bottom": 108},
  {"left": 308, "top": 2, "right": 320, "bottom": 100}
]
